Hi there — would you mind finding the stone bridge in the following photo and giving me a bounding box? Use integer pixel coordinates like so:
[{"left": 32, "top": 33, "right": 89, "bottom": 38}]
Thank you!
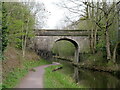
[{"left": 33, "top": 29, "right": 92, "bottom": 62}]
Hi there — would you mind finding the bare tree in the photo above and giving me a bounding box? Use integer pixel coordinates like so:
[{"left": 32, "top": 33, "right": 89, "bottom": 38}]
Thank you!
[
  {"left": 84, "top": 0, "right": 120, "bottom": 62},
  {"left": 19, "top": 1, "right": 48, "bottom": 58},
  {"left": 58, "top": 0, "right": 120, "bottom": 62},
  {"left": 23, "top": 1, "right": 48, "bottom": 29}
]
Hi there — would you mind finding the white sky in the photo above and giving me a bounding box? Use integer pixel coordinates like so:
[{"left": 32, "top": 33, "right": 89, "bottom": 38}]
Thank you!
[
  {"left": 40, "top": 0, "right": 66, "bottom": 29},
  {"left": 4, "top": 0, "right": 78, "bottom": 29},
  {"left": 3, "top": 0, "right": 118, "bottom": 29},
  {"left": 38, "top": 0, "right": 84, "bottom": 29},
  {"left": 38, "top": 0, "right": 118, "bottom": 29}
]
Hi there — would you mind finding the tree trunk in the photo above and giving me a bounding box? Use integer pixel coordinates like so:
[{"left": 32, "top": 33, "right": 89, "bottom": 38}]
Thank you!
[
  {"left": 21, "top": 6, "right": 25, "bottom": 58},
  {"left": 118, "top": 3, "right": 120, "bottom": 41},
  {"left": 105, "top": 28, "right": 111, "bottom": 60},
  {"left": 103, "top": 1, "right": 111, "bottom": 61},
  {"left": 91, "top": 28, "right": 95, "bottom": 54},
  {"left": 93, "top": 1, "right": 99, "bottom": 53},
  {"left": 89, "top": 35, "right": 92, "bottom": 53},
  {"left": 93, "top": 27, "right": 97, "bottom": 52},
  {"left": 90, "top": 0, "right": 95, "bottom": 54},
  {"left": 112, "top": 43, "right": 118, "bottom": 63},
  {"left": 22, "top": 26, "right": 24, "bottom": 58},
  {"left": 23, "top": 33, "right": 27, "bottom": 58},
  {"left": 23, "top": 19, "right": 29, "bottom": 58}
]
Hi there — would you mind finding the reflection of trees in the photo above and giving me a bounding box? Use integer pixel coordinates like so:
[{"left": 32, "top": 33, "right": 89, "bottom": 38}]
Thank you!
[
  {"left": 73, "top": 68, "right": 120, "bottom": 88},
  {"left": 107, "top": 73, "right": 120, "bottom": 88}
]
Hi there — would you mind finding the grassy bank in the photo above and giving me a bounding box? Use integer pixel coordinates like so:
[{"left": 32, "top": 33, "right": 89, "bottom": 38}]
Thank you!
[
  {"left": 2, "top": 59, "right": 50, "bottom": 88},
  {"left": 44, "top": 65, "right": 84, "bottom": 88},
  {"left": 2, "top": 46, "right": 51, "bottom": 88},
  {"left": 78, "top": 51, "right": 120, "bottom": 72}
]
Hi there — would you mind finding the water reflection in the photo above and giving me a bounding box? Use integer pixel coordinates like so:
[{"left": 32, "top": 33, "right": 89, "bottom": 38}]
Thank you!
[
  {"left": 73, "top": 67, "right": 79, "bottom": 83},
  {"left": 73, "top": 67, "right": 120, "bottom": 88},
  {"left": 57, "top": 60, "right": 120, "bottom": 88}
]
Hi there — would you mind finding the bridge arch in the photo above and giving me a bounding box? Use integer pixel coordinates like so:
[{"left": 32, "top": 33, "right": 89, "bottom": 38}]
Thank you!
[
  {"left": 55, "top": 38, "right": 79, "bottom": 49},
  {"left": 53, "top": 38, "right": 80, "bottom": 63},
  {"left": 33, "top": 30, "right": 90, "bottom": 62}
]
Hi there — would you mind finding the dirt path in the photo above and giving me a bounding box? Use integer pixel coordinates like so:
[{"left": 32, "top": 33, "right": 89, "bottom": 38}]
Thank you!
[{"left": 16, "top": 63, "right": 60, "bottom": 88}]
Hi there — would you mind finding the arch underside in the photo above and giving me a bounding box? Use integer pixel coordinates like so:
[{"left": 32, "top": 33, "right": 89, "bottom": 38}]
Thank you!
[
  {"left": 54, "top": 38, "right": 79, "bottom": 63},
  {"left": 55, "top": 38, "right": 79, "bottom": 49}
]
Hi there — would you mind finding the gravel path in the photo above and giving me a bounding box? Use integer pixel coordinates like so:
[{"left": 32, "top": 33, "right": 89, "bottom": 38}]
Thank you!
[{"left": 16, "top": 63, "right": 60, "bottom": 88}]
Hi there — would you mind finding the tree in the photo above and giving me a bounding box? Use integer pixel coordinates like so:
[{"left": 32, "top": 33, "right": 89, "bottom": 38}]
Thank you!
[
  {"left": 21, "top": 1, "right": 48, "bottom": 57},
  {"left": 2, "top": 1, "right": 48, "bottom": 58},
  {"left": 84, "top": 0, "right": 120, "bottom": 62},
  {"left": 59, "top": 0, "right": 120, "bottom": 62},
  {"left": 2, "top": 2, "right": 8, "bottom": 52},
  {"left": 23, "top": 1, "right": 48, "bottom": 29},
  {"left": 2, "top": 2, "right": 35, "bottom": 58}
]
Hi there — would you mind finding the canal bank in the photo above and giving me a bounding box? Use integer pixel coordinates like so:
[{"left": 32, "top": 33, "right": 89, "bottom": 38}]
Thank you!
[
  {"left": 50, "top": 59, "right": 120, "bottom": 88},
  {"left": 44, "top": 64, "right": 84, "bottom": 88},
  {"left": 53, "top": 56, "right": 120, "bottom": 73}
]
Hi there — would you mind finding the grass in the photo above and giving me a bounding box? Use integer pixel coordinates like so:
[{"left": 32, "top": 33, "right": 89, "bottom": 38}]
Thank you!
[
  {"left": 2, "top": 59, "right": 51, "bottom": 88},
  {"left": 44, "top": 65, "right": 85, "bottom": 88}
]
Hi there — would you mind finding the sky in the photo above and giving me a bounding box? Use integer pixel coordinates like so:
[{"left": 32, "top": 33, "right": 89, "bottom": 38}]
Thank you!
[
  {"left": 38, "top": 0, "right": 118, "bottom": 29},
  {"left": 3, "top": 0, "right": 118, "bottom": 29},
  {"left": 40, "top": 0, "right": 66, "bottom": 29},
  {"left": 38, "top": 0, "right": 84, "bottom": 29},
  {"left": 3, "top": 0, "right": 79, "bottom": 29}
]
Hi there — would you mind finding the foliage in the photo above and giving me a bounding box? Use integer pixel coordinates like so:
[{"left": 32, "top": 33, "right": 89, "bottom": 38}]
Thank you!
[
  {"left": 2, "top": 2, "right": 8, "bottom": 52},
  {"left": 61, "top": 0, "right": 119, "bottom": 63},
  {"left": 2, "top": 2, "right": 35, "bottom": 51},
  {"left": 0, "top": 2, "right": 1, "bottom": 55},
  {"left": 84, "top": 1, "right": 119, "bottom": 61}
]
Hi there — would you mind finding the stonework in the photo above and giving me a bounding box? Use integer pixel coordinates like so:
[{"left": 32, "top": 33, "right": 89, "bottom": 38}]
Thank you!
[
  {"left": 33, "top": 30, "right": 91, "bottom": 62},
  {"left": 34, "top": 36, "right": 90, "bottom": 53}
]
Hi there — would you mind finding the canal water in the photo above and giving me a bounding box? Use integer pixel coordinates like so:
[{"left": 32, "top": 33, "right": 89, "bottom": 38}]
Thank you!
[{"left": 56, "top": 59, "right": 120, "bottom": 88}]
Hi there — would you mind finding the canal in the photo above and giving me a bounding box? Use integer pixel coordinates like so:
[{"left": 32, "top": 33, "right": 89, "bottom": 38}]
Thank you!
[
  {"left": 52, "top": 40, "right": 120, "bottom": 88},
  {"left": 55, "top": 59, "right": 120, "bottom": 88}
]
